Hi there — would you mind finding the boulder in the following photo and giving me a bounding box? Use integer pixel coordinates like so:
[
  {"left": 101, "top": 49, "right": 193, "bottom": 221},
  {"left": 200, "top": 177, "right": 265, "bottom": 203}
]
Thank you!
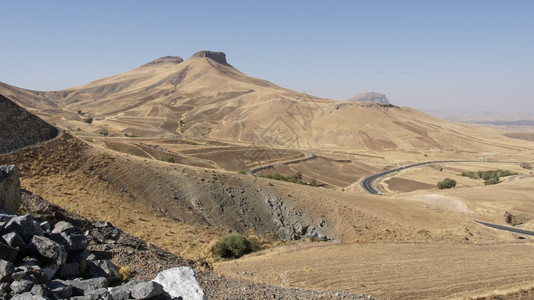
[
  {"left": 0, "top": 165, "right": 21, "bottom": 211},
  {"left": 48, "top": 279, "right": 72, "bottom": 299},
  {"left": 50, "top": 232, "right": 89, "bottom": 252},
  {"left": 28, "top": 235, "right": 68, "bottom": 265},
  {"left": 153, "top": 267, "right": 207, "bottom": 300},
  {"left": 86, "top": 260, "right": 120, "bottom": 282},
  {"left": 3, "top": 231, "right": 27, "bottom": 250},
  {"left": 66, "top": 277, "right": 108, "bottom": 296},
  {"left": 11, "top": 292, "right": 48, "bottom": 300},
  {"left": 0, "top": 243, "right": 19, "bottom": 262},
  {"left": 131, "top": 281, "right": 164, "bottom": 299},
  {"left": 51, "top": 221, "right": 75, "bottom": 234},
  {"left": 4, "top": 215, "right": 43, "bottom": 243},
  {"left": 0, "top": 259, "right": 15, "bottom": 282}
]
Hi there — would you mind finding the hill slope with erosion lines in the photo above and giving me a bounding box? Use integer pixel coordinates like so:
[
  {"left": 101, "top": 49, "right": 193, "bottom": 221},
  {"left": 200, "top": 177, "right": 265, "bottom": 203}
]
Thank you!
[{"left": 0, "top": 94, "right": 59, "bottom": 154}]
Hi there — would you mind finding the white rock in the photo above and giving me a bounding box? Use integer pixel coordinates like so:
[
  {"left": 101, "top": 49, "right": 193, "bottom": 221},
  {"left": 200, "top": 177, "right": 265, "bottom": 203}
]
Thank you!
[{"left": 153, "top": 267, "right": 207, "bottom": 300}]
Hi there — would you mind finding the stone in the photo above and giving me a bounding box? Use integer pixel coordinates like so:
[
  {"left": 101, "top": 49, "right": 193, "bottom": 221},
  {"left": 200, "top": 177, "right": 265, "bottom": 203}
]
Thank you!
[
  {"left": 59, "top": 262, "right": 80, "bottom": 279},
  {"left": 11, "top": 266, "right": 47, "bottom": 284},
  {"left": 66, "top": 277, "right": 108, "bottom": 296},
  {"left": 11, "top": 292, "right": 48, "bottom": 300},
  {"left": 0, "top": 165, "right": 21, "bottom": 211},
  {"left": 28, "top": 235, "right": 68, "bottom": 265},
  {"left": 87, "top": 260, "right": 120, "bottom": 282},
  {"left": 0, "top": 259, "right": 15, "bottom": 282},
  {"left": 131, "top": 281, "right": 164, "bottom": 299},
  {"left": 109, "top": 280, "right": 139, "bottom": 300},
  {"left": 3, "top": 231, "right": 27, "bottom": 250},
  {"left": 0, "top": 281, "right": 10, "bottom": 295},
  {"left": 41, "top": 265, "right": 59, "bottom": 281},
  {"left": 85, "top": 287, "right": 109, "bottom": 297},
  {"left": 50, "top": 232, "right": 89, "bottom": 252},
  {"left": 4, "top": 215, "right": 43, "bottom": 243},
  {"left": 52, "top": 221, "right": 75, "bottom": 234},
  {"left": 153, "top": 267, "right": 207, "bottom": 300},
  {"left": 72, "top": 250, "right": 96, "bottom": 262},
  {"left": 10, "top": 278, "right": 34, "bottom": 294},
  {"left": 30, "top": 284, "right": 53, "bottom": 298},
  {"left": 48, "top": 279, "right": 73, "bottom": 299},
  {"left": 39, "top": 221, "right": 51, "bottom": 233},
  {"left": 0, "top": 243, "right": 19, "bottom": 262}
]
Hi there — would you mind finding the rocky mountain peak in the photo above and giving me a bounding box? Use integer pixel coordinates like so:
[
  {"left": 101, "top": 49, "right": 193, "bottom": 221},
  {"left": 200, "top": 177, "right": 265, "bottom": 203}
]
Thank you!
[
  {"left": 141, "top": 56, "right": 184, "bottom": 68},
  {"left": 191, "top": 51, "right": 230, "bottom": 66},
  {"left": 349, "top": 92, "right": 390, "bottom": 104}
]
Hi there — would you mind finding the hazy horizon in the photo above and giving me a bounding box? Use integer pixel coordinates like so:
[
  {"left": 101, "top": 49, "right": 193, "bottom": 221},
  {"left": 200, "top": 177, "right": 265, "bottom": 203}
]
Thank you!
[{"left": 1, "top": 1, "right": 533, "bottom": 115}]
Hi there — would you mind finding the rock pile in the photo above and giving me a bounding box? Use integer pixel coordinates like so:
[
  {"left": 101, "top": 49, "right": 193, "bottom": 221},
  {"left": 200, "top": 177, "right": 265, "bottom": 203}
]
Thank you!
[{"left": 0, "top": 211, "right": 206, "bottom": 299}]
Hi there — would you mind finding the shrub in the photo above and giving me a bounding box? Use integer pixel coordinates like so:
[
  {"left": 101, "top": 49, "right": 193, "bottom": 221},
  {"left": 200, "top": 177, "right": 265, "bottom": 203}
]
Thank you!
[
  {"left": 167, "top": 156, "right": 175, "bottom": 163},
  {"left": 437, "top": 178, "right": 456, "bottom": 189},
  {"left": 520, "top": 162, "right": 532, "bottom": 170},
  {"left": 84, "top": 117, "right": 93, "bottom": 124},
  {"left": 99, "top": 128, "right": 108, "bottom": 136},
  {"left": 119, "top": 266, "right": 133, "bottom": 281},
  {"left": 484, "top": 175, "right": 500, "bottom": 185},
  {"left": 213, "top": 233, "right": 252, "bottom": 259}
]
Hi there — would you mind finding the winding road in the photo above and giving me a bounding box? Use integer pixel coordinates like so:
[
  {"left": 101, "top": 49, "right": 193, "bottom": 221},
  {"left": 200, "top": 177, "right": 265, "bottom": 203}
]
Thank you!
[
  {"left": 360, "top": 160, "right": 534, "bottom": 236},
  {"left": 360, "top": 160, "right": 476, "bottom": 195}
]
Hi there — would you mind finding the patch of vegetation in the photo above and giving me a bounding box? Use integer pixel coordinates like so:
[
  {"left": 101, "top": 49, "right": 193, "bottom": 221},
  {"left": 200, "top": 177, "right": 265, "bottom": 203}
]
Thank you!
[
  {"left": 124, "top": 133, "right": 138, "bottom": 137},
  {"left": 119, "top": 265, "right": 132, "bottom": 281},
  {"left": 437, "top": 178, "right": 456, "bottom": 189},
  {"left": 83, "top": 116, "right": 93, "bottom": 124},
  {"left": 168, "top": 156, "right": 175, "bottom": 163},
  {"left": 238, "top": 170, "right": 247, "bottom": 174},
  {"left": 99, "top": 128, "right": 109, "bottom": 136},
  {"left": 261, "top": 172, "right": 308, "bottom": 185},
  {"left": 77, "top": 109, "right": 83, "bottom": 115},
  {"left": 520, "top": 162, "right": 532, "bottom": 170},
  {"left": 460, "top": 169, "right": 518, "bottom": 185},
  {"left": 213, "top": 233, "right": 253, "bottom": 259}
]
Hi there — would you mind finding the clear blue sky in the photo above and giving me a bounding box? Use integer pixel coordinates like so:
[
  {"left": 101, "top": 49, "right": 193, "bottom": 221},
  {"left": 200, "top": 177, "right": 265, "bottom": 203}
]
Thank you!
[{"left": 1, "top": 1, "right": 533, "bottom": 114}]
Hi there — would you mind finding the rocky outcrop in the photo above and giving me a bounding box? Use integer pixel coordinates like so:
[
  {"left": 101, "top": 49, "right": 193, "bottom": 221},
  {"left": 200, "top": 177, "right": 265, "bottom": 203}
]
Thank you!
[
  {"left": 140, "top": 56, "right": 184, "bottom": 68},
  {"left": 154, "top": 267, "right": 207, "bottom": 300},
  {"left": 349, "top": 92, "right": 390, "bottom": 104},
  {"left": 0, "top": 166, "right": 20, "bottom": 212},
  {"left": 191, "top": 51, "right": 230, "bottom": 66},
  {"left": 0, "top": 95, "right": 59, "bottom": 154}
]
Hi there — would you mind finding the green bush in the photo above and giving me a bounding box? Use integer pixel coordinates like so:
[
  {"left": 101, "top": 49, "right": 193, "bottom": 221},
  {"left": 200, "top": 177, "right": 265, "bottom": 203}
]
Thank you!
[
  {"left": 437, "top": 178, "right": 456, "bottom": 189},
  {"left": 261, "top": 172, "right": 307, "bottom": 185},
  {"left": 213, "top": 233, "right": 252, "bottom": 259},
  {"left": 84, "top": 117, "right": 93, "bottom": 124},
  {"left": 484, "top": 175, "right": 500, "bottom": 185}
]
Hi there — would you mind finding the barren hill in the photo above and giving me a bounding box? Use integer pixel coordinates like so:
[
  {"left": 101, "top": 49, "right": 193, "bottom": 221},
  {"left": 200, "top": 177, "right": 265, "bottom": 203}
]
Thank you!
[{"left": 2, "top": 50, "right": 532, "bottom": 155}]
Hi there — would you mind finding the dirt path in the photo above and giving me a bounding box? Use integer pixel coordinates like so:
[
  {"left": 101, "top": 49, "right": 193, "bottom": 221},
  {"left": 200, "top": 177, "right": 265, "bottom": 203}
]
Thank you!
[{"left": 246, "top": 150, "right": 314, "bottom": 175}]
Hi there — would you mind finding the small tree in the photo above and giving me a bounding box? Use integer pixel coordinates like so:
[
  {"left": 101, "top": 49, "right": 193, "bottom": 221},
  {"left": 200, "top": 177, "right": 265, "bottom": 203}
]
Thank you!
[{"left": 437, "top": 178, "right": 456, "bottom": 189}]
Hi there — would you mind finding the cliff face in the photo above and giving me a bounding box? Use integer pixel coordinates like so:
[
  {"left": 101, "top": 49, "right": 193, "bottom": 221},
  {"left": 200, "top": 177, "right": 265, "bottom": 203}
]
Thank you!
[{"left": 0, "top": 94, "right": 59, "bottom": 154}]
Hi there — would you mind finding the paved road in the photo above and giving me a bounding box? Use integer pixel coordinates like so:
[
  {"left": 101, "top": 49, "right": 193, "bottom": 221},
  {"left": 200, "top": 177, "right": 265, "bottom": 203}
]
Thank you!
[
  {"left": 360, "top": 160, "right": 475, "bottom": 195},
  {"left": 474, "top": 220, "right": 534, "bottom": 236},
  {"left": 247, "top": 151, "right": 314, "bottom": 175}
]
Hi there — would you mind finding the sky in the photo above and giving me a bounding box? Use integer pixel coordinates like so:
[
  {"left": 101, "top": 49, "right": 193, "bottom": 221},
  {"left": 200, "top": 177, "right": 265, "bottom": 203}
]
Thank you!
[{"left": 1, "top": 1, "right": 533, "bottom": 114}]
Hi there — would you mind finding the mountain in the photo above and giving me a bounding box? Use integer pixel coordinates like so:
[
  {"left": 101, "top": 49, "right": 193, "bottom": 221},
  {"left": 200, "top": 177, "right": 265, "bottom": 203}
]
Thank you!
[{"left": 1, "top": 51, "right": 532, "bottom": 155}]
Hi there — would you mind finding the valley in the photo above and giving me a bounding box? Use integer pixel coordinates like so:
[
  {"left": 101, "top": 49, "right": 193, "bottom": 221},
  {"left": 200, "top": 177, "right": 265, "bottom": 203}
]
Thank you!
[{"left": 1, "top": 51, "right": 534, "bottom": 299}]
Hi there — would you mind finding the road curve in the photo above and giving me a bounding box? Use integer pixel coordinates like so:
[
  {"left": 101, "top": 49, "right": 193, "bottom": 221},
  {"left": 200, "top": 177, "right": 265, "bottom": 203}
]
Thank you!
[
  {"left": 360, "top": 160, "right": 477, "bottom": 195},
  {"left": 247, "top": 151, "right": 314, "bottom": 175}
]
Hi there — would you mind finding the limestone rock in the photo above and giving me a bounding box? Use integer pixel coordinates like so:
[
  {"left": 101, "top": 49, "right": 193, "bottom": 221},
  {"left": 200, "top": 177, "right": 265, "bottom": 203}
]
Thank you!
[
  {"left": 0, "top": 165, "right": 21, "bottom": 212},
  {"left": 153, "top": 266, "right": 207, "bottom": 300},
  {"left": 28, "top": 235, "right": 68, "bottom": 266}
]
